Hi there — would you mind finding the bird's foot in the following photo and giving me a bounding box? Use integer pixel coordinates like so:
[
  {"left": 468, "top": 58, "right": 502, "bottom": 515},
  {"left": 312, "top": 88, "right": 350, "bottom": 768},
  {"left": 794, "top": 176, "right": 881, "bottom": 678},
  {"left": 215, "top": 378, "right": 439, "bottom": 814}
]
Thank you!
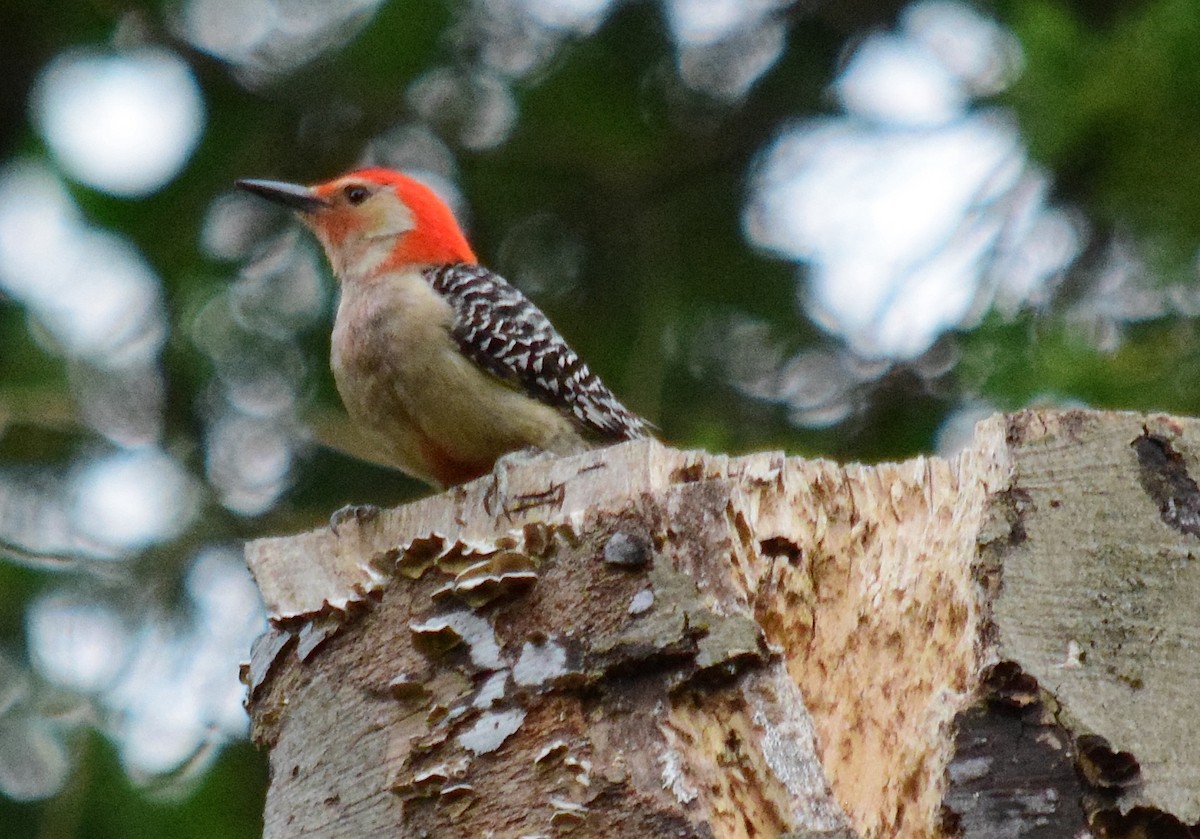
[
  {"left": 484, "top": 447, "right": 553, "bottom": 516},
  {"left": 330, "top": 503, "right": 381, "bottom": 536}
]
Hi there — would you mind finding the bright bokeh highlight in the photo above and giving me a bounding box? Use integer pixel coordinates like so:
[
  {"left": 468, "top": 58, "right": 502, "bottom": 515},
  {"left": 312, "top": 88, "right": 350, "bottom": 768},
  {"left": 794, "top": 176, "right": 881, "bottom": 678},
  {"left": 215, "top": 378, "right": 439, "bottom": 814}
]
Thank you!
[{"left": 32, "top": 49, "right": 204, "bottom": 197}]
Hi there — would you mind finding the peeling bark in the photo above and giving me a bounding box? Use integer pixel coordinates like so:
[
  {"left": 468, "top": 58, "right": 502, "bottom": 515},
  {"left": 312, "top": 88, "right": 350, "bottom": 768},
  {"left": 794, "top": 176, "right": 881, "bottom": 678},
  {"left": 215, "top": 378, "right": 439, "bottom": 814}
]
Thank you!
[{"left": 243, "top": 410, "right": 1200, "bottom": 838}]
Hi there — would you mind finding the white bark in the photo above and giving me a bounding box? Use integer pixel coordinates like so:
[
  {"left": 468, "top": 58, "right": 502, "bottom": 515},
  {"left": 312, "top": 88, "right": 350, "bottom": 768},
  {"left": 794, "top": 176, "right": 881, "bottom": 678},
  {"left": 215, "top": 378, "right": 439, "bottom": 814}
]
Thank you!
[{"left": 244, "top": 410, "right": 1200, "bottom": 837}]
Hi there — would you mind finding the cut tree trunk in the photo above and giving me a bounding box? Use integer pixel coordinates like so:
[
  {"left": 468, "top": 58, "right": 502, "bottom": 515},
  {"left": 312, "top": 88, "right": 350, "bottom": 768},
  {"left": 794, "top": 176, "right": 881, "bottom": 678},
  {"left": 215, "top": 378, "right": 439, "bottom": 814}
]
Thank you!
[{"left": 243, "top": 409, "right": 1200, "bottom": 838}]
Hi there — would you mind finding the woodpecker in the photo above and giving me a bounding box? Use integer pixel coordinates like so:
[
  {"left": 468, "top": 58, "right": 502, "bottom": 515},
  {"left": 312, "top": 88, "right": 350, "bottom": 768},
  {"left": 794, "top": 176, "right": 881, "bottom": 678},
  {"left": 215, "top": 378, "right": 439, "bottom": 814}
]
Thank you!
[{"left": 236, "top": 168, "right": 649, "bottom": 487}]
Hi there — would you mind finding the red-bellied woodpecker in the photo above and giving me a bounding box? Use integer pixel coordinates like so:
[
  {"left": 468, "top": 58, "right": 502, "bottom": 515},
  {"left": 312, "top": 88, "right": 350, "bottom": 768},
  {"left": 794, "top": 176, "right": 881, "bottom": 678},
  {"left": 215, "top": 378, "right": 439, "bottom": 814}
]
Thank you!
[{"left": 236, "top": 168, "right": 649, "bottom": 488}]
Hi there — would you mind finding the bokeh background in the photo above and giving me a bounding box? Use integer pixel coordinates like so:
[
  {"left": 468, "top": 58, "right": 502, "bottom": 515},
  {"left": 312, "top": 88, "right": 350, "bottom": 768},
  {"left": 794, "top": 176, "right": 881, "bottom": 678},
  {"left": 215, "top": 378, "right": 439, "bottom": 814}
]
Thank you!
[{"left": 2, "top": 0, "right": 1198, "bottom": 835}]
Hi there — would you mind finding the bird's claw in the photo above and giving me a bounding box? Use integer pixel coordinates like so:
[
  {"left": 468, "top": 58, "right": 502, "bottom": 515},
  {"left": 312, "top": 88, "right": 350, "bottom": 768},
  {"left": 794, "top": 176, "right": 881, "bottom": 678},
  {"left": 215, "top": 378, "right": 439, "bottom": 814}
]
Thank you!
[
  {"left": 330, "top": 503, "right": 381, "bottom": 535},
  {"left": 484, "top": 447, "right": 553, "bottom": 516}
]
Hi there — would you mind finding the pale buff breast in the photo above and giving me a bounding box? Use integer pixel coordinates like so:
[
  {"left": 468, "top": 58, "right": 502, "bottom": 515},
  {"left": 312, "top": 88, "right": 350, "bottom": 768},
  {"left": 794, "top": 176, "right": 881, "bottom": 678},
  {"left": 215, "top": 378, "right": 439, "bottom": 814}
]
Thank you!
[{"left": 330, "top": 270, "right": 586, "bottom": 483}]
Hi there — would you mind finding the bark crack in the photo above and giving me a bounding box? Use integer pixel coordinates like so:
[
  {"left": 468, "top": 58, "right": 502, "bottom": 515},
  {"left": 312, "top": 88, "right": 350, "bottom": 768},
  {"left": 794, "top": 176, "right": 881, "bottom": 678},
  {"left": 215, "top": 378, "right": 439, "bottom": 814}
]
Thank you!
[{"left": 1132, "top": 430, "right": 1200, "bottom": 538}]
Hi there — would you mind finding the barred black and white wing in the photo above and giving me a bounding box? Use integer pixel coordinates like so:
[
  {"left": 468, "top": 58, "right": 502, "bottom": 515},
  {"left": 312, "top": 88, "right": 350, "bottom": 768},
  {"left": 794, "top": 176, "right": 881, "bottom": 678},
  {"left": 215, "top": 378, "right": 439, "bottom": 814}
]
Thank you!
[{"left": 424, "top": 263, "right": 648, "bottom": 441}]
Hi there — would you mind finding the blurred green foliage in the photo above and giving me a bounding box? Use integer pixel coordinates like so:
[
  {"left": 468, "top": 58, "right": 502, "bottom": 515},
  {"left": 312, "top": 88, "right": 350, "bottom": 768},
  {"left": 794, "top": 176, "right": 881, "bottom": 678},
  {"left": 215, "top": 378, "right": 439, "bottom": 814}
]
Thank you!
[{"left": 1007, "top": 0, "right": 1200, "bottom": 269}]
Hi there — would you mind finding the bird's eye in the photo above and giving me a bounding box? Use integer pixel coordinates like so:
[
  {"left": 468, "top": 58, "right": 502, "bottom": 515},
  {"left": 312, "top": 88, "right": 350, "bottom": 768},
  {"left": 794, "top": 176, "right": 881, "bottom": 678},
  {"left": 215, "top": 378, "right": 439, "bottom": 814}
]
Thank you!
[{"left": 344, "top": 185, "right": 370, "bottom": 205}]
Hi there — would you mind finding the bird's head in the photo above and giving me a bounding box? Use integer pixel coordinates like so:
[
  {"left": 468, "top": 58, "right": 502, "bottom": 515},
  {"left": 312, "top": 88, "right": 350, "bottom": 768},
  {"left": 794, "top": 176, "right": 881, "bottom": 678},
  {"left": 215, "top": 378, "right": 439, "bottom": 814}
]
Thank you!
[{"left": 236, "top": 168, "right": 477, "bottom": 279}]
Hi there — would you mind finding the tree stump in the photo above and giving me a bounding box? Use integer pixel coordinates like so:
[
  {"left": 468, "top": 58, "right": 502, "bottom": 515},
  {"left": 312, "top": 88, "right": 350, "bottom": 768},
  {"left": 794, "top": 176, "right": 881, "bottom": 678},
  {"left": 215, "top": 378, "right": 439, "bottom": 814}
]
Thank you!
[{"left": 243, "top": 409, "right": 1200, "bottom": 838}]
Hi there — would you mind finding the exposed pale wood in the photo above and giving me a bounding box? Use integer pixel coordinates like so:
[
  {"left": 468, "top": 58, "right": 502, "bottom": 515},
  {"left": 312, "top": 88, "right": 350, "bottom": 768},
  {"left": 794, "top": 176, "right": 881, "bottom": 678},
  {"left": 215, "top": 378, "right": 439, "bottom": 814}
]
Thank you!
[{"left": 244, "top": 409, "right": 1200, "bottom": 838}]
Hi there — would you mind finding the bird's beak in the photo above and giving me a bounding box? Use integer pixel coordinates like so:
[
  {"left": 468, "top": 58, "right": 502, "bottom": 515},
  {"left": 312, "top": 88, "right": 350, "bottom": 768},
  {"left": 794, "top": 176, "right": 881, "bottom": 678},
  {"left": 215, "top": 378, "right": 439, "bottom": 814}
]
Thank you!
[{"left": 236, "top": 178, "right": 329, "bottom": 213}]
